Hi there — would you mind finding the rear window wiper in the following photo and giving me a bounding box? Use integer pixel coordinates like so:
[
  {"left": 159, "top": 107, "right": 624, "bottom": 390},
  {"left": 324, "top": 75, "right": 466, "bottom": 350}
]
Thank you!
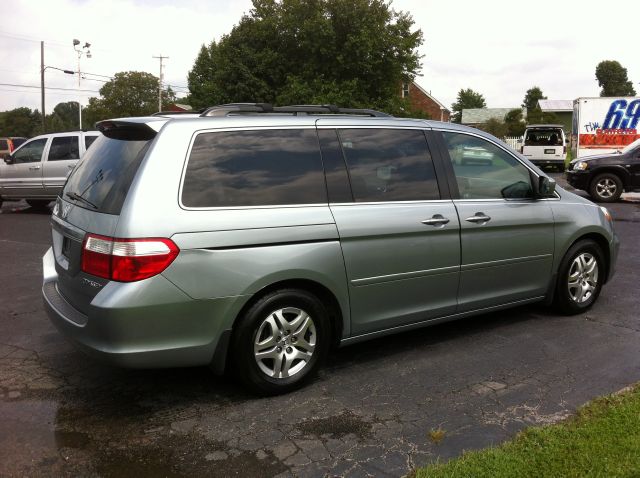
[{"left": 65, "top": 191, "right": 97, "bottom": 209}]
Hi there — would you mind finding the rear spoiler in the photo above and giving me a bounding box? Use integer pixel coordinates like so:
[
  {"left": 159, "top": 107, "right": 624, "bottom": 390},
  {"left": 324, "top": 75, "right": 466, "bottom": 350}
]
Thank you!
[{"left": 96, "top": 120, "right": 160, "bottom": 141}]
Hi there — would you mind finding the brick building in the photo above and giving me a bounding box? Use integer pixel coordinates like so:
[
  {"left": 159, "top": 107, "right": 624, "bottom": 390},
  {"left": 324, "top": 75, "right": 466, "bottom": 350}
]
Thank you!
[{"left": 401, "top": 81, "right": 451, "bottom": 122}]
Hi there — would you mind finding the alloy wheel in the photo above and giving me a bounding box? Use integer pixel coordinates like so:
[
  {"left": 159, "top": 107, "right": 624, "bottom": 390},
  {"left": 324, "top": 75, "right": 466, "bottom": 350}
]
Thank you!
[
  {"left": 253, "top": 307, "right": 316, "bottom": 379},
  {"left": 567, "top": 252, "right": 599, "bottom": 303},
  {"left": 595, "top": 178, "right": 617, "bottom": 198}
]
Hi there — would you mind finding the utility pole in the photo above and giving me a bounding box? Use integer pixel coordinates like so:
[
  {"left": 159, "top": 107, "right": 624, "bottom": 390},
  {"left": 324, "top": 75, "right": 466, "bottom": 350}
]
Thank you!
[
  {"left": 73, "top": 39, "right": 91, "bottom": 130},
  {"left": 153, "top": 55, "right": 168, "bottom": 112},
  {"left": 40, "top": 41, "right": 45, "bottom": 132}
]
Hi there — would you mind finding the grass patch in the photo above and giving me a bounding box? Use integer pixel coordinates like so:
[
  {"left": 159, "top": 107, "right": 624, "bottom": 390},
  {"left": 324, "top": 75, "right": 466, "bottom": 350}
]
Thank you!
[{"left": 416, "top": 384, "right": 640, "bottom": 477}]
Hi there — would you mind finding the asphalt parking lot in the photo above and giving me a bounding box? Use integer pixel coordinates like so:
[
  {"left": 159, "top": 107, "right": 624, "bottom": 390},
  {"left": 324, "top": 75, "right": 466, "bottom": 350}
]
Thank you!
[{"left": 1, "top": 175, "right": 639, "bottom": 477}]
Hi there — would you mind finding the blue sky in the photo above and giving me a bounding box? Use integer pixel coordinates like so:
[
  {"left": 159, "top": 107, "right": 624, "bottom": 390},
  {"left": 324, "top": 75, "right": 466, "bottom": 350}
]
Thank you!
[{"left": 1, "top": 0, "right": 638, "bottom": 114}]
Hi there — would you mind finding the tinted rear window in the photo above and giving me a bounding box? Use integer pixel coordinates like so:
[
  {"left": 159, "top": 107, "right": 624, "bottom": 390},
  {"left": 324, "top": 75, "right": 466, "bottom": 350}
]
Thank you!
[
  {"left": 338, "top": 128, "right": 440, "bottom": 202},
  {"left": 63, "top": 135, "right": 151, "bottom": 214},
  {"left": 524, "top": 129, "right": 563, "bottom": 146},
  {"left": 181, "top": 129, "right": 326, "bottom": 208},
  {"left": 48, "top": 136, "right": 80, "bottom": 161}
]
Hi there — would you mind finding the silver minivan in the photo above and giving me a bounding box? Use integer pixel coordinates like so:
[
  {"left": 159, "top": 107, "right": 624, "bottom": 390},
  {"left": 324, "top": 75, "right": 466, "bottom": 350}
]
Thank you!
[
  {"left": 42, "top": 105, "right": 618, "bottom": 394},
  {"left": 0, "top": 131, "right": 100, "bottom": 208}
]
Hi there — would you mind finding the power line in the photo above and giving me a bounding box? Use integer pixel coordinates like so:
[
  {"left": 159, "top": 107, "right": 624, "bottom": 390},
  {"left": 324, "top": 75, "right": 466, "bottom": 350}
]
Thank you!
[{"left": 0, "top": 82, "right": 100, "bottom": 93}]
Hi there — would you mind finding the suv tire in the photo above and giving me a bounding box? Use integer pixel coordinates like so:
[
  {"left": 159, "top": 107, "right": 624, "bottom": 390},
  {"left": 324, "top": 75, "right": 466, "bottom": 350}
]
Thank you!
[
  {"left": 231, "top": 288, "right": 330, "bottom": 395},
  {"left": 554, "top": 239, "right": 604, "bottom": 315},
  {"left": 589, "top": 173, "right": 623, "bottom": 202}
]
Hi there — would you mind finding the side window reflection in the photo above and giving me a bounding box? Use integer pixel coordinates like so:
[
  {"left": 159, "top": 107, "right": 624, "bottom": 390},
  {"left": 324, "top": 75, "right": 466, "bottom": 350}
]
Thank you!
[{"left": 442, "top": 132, "right": 533, "bottom": 200}]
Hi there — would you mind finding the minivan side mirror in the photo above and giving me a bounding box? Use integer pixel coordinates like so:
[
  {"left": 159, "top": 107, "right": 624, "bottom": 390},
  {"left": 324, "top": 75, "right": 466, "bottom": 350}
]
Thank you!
[
  {"left": 535, "top": 175, "right": 556, "bottom": 198},
  {"left": 4, "top": 155, "right": 14, "bottom": 165}
]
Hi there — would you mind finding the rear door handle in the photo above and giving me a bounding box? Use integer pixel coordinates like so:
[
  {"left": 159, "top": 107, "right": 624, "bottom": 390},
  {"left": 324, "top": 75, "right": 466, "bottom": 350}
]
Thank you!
[
  {"left": 421, "top": 214, "right": 450, "bottom": 226},
  {"left": 465, "top": 213, "right": 491, "bottom": 224},
  {"left": 28, "top": 166, "right": 41, "bottom": 170}
]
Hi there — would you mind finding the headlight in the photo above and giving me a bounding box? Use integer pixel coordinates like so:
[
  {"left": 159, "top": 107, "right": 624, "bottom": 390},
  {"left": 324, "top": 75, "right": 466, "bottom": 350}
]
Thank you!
[
  {"left": 574, "top": 161, "right": 589, "bottom": 171},
  {"left": 600, "top": 206, "right": 613, "bottom": 222}
]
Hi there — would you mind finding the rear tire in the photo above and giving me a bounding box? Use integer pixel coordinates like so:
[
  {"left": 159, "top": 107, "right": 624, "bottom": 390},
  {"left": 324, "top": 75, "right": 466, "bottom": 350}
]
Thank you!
[
  {"left": 554, "top": 239, "right": 605, "bottom": 315},
  {"left": 26, "top": 199, "right": 51, "bottom": 209},
  {"left": 589, "top": 173, "right": 623, "bottom": 203},
  {"left": 231, "top": 288, "right": 331, "bottom": 395}
]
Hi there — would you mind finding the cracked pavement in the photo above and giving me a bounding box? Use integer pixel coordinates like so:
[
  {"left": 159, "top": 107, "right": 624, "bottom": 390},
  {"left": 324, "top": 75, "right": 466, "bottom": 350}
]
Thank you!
[{"left": 1, "top": 176, "right": 639, "bottom": 477}]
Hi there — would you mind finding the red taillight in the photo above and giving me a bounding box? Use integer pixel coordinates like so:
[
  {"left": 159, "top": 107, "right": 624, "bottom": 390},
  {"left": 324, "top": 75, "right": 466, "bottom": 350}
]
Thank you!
[
  {"left": 563, "top": 145, "right": 567, "bottom": 154},
  {"left": 81, "top": 234, "right": 179, "bottom": 282},
  {"left": 8, "top": 140, "right": 14, "bottom": 153}
]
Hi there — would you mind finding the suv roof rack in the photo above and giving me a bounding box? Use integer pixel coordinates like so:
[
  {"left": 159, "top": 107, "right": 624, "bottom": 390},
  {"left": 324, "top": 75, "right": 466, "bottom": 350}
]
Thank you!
[
  {"left": 199, "top": 103, "right": 390, "bottom": 118},
  {"left": 151, "top": 109, "right": 204, "bottom": 116}
]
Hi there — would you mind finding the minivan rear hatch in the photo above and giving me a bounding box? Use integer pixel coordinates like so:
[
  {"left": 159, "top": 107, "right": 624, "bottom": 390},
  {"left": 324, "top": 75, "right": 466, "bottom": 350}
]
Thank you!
[{"left": 51, "top": 120, "right": 160, "bottom": 314}]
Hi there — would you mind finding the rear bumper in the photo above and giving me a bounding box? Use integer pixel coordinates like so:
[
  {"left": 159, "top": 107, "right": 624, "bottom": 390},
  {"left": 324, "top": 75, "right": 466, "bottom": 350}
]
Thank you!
[
  {"left": 566, "top": 171, "right": 591, "bottom": 190},
  {"left": 529, "top": 158, "right": 565, "bottom": 166},
  {"left": 42, "top": 247, "right": 244, "bottom": 370}
]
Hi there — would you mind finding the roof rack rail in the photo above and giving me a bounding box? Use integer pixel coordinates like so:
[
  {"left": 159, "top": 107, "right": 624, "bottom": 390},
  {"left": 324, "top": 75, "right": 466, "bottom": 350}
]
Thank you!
[
  {"left": 151, "top": 109, "right": 204, "bottom": 116},
  {"left": 199, "top": 103, "right": 390, "bottom": 117}
]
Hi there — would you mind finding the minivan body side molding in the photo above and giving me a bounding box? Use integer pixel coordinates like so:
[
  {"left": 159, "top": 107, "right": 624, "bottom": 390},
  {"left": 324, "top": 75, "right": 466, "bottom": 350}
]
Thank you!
[
  {"left": 205, "top": 238, "right": 336, "bottom": 251},
  {"left": 340, "top": 295, "right": 545, "bottom": 346},
  {"left": 351, "top": 265, "right": 460, "bottom": 286}
]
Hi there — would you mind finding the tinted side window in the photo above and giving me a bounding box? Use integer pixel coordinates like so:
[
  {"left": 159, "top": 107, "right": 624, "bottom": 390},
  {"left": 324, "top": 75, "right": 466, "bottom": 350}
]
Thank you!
[
  {"left": 442, "top": 132, "right": 533, "bottom": 200},
  {"left": 48, "top": 136, "right": 80, "bottom": 161},
  {"left": 338, "top": 128, "right": 439, "bottom": 202},
  {"left": 13, "top": 138, "right": 47, "bottom": 164},
  {"left": 182, "top": 129, "right": 326, "bottom": 208},
  {"left": 85, "top": 135, "right": 98, "bottom": 150}
]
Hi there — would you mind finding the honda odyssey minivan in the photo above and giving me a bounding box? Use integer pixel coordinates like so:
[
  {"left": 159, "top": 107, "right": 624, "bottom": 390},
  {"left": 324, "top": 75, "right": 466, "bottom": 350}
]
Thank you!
[{"left": 42, "top": 104, "right": 618, "bottom": 394}]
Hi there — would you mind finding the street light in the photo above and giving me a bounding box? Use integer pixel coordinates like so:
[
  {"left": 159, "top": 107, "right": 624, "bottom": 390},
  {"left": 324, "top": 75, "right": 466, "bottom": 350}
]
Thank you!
[{"left": 73, "top": 38, "right": 91, "bottom": 130}]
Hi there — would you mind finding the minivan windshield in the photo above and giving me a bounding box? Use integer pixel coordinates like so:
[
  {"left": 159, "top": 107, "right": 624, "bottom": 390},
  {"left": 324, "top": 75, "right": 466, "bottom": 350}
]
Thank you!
[
  {"left": 524, "top": 128, "right": 564, "bottom": 146},
  {"left": 62, "top": 134, "right": 151, "bottom": 215}
]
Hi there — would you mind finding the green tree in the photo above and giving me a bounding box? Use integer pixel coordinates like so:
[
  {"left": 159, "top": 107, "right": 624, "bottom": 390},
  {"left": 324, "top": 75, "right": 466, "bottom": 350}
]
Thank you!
[
  {"left": 187, "top": 0, "right": 423, "bottom": 115},
  {"left": 504, "top": 109, "right": 526, "bottom": 136},
  {"left": 80, "top": 71, "right": 176, "bottom": 128},
  {"left": 595, "top": 60, "right": 636, "bottom": 97},
  {"left": 522, "top": 86, "right": 546, "bottom": 114},
  {"left": 481, "top": 118, "right": 508, "bottom": 138},
  {"left": 451, "top": 88, "right": 486, "bottom": 123},
  {"left": 45, "top": 101, "right": 80, "bottom": 132},
  {"left": 0, "top": 107, "right": 42, "bottom": 137}
]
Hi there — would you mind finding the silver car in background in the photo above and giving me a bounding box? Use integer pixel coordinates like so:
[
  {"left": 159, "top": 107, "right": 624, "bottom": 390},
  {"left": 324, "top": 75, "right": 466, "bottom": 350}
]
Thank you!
[
  {"left": 0, "top": 131, "right": 100, "bottom": 209},
  {"left": 42, "top": 104, "right": 618, "bottom": 394}
]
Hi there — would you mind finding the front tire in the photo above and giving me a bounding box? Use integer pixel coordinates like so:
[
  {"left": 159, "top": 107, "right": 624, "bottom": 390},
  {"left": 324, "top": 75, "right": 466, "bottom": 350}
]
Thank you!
[
  {"left": 589, "top": 173, "right": 623, "bottom": 202},
  {"left": 231, "top": 289, "right": 331, "bottom": 395},
  {"left": 554, "top": 239, "right": 605, "bottom": 315}
]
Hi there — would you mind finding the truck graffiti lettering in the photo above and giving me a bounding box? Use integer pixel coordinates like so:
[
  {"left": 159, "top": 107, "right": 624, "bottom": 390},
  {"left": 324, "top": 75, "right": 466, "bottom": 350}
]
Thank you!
[
  {"left": 603, "top": 99, "right": 640, "bottom": 130},
  {"left": 584, "top": 121, "right": 600, "bottom": 132}
]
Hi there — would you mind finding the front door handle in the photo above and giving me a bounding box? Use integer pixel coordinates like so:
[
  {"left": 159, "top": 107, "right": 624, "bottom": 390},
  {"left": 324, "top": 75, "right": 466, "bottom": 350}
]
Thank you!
[
  {"left": 28, "top": 165, "right": 41, "bottom": 170},
  {"left": 421, "top": 214, "right": 450, "bottom": 226},
  {"left": 465, "top": 212, "right": 491, "bottom": 224}
]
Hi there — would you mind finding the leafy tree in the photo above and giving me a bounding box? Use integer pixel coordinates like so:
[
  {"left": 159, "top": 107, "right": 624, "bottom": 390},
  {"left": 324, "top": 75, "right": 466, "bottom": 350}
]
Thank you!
[
  {"left": 595, "top": 60, "right": 636, "bottom": 97},
  {"left": 80, "top": 71, "right": 175, "bottom": 129},
  {"left": 504, "top": 109, "right": 526, "bottom": 136},
  {"left": 46, "top": 101, "right": 80, "bottom": 132},
  {"left": 522, "top": 86, "right": 546, "bottom": 114},
  {"left": 451, "top": 88, "right": 486, "bottom": 123},
  {"left": 0, "top": 107, "right": 42, "bottom": 137},
  {"left": 187, "top": 0, "right": 423, "bottom": 115},
  {"left": 481, "top": 118, "right": 508, "bottom": 138}
]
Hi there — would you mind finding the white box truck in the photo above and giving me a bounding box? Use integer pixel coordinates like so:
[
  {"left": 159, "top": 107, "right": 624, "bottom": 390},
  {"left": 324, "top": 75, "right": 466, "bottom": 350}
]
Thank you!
[{"left": 572, "top": 97, "right": 640, "bottom": 158}]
